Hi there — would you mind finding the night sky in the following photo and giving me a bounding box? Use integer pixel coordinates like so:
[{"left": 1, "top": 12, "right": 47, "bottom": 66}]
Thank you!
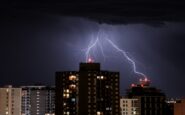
[{"left": 1, "top": 1, "right": 185, "bottom": 98}]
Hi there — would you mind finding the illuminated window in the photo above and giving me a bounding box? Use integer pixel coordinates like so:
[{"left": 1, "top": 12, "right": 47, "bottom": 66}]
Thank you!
[
  {"left": 69, "top": 84, "right": 76, "bottom": 89},
  {"left": 66, "top": 94, "right": 69, "bottom": 98},
  {"left": 69, "top": 75, "right": 77, "bottom": 81},
  {"left": 71, "top": 98, "right": 75, "bottom": 102},
  {"left": 97, "top": 111, "right": 100, "bottom": 115},
  {"left": 97, "top": 111, "right": 103, "bottom": 115}
]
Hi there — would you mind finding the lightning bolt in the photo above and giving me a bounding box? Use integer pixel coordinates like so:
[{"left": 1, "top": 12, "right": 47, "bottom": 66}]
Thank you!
[
  {"left": 85, "top": 32, "right": 106, "bottom": 62},
  {"left": 85, "top": 37, "right": 98, "bottom": 62},
  {"left": 84, "top": 31, "right": 146, "bottom": 78},
  {"left": 106, "top": 39, "right": 146, "bottom": 78}
]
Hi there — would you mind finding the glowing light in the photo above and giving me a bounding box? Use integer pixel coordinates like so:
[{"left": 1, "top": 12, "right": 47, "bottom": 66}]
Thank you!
[
  {"left": 139, "top": 77, "right": 150, "bottom": 86},
  {"left": 69, "top": 84, "right": 76, "bottom": 89},
  {"left": 88, "top": 57, "right": 93, "bottom": 63},
  {"left": 131, "top": 83, "right": 136, "bottom": 87},
  {"left": 69, "top": 75, "right": 77, "bottom": 81}
]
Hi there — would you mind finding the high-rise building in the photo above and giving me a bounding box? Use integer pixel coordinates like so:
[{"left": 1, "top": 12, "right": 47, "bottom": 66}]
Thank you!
[
  {"left": 0, "top": 85, "right": 22, "bottom": 115},
  {"left": 56, "top": 62, "right": 120, "bottom": 115},
  {"left": 120, "top": 97, "right": 140, "bottom": 115},
  {"left": 125, "top": 78, "right": 166, "bottom": 115},
  {"left": 174, "top": 99, "right": 185, "bottom": 115},
  {"left": 21, "top": 86, "right": 55, "bottom": 115}
]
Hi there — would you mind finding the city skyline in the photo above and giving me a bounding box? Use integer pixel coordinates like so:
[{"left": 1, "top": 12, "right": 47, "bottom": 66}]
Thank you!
[{"left": 1, "top": 1, "right": 185, "bottom": 99}]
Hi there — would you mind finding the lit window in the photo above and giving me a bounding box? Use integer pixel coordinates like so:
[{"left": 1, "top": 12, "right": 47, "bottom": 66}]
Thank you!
[
  {"left": 69, "top": 84, "right": 76, "bottom": 89},
  {"left": 66, "top": 94, "right": 69, "bottom": 98},
  {"left": 71, "top": 98, "right": 75, "bottom": 102},
  {"left": 97, "top": 111, "right": 103, "bottom": 115},
  {"left": 69, "top": 75, "right": 76, "bottom": 81}
]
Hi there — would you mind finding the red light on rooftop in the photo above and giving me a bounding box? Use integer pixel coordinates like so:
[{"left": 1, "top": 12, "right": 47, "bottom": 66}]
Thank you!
[
  {"left": 139, "top": 77, "right": 150, "bottom": 87},
  {"left": 87, "top": 57, "right": 94, "bottom": 63},
  {"left": 131, "top": 83, "right": 136, "bottom": 87}
]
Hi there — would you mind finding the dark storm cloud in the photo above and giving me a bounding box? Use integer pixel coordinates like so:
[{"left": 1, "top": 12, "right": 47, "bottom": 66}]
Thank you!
[{"left": 2, "top": 1, "right": 185, "bottom": 25}]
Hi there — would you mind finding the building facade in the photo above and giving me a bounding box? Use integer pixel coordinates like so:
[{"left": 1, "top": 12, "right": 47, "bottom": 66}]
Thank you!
[
  {"left": 0, "top": 85, "right": 22, "bottom": 115},
  {"left": 56, "top": 62, "right": 120, "bottom": 115},
  {"left": 21, "top": 86, "right": 55, "bottom": 115},
  {"left": 120, "top": 97, "right": 140, "bottom": 115},
  {"left": 126, "top": 78, "right": 166, "bottom": 115},
  {"left": 174, "top": 99, "right": 185, "bottom": 115}
]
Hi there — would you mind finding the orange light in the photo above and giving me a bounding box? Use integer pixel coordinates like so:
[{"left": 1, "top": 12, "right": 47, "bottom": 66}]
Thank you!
[{"left": 69, "top": 75, "right": 76, "bottom": 81}]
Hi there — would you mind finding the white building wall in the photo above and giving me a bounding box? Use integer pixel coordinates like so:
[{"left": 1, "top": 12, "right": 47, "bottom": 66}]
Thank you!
[
  {"left": 120, "top": 98, "right": 140, "bottom": 115},
  {"left": 0, "top": 86, "right": 22, "bottom": 115}
]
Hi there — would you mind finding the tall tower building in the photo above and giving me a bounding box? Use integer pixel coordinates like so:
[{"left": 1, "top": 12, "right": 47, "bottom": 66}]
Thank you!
[
  {"left": 0, "top": 85, "right": 22, "bottom": 115},
  {"left": 21, "top": 86, "right": 55, "bottom": 115},
  {"left": 125, "top": 78, "right": 166, "bottom": 115},
  {"left": 56, "top": 62, "right": 120, "bottom": 115}
]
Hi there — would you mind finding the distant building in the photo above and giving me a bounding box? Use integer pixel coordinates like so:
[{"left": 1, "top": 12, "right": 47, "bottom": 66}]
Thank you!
[
  {"left": 0, "top": 85, "right": 22, "bottom": 115},
  {"left": 56, "top": 62, "right": 120, "bottom": 115},
  {"left": 21, "top": 86, "right": 55, "bottom": 115},
  {"left": 126, "top": 78, "right": 166, "bottom": 115},
  {"left": 174, "top": 99, "right": 185, "bottom": 115},
  {"left": 165, "top": 99, "right": 176, "bottom": 115},
  {"left": 120, "top": 97, "right": 140, "bottom": 115}
]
